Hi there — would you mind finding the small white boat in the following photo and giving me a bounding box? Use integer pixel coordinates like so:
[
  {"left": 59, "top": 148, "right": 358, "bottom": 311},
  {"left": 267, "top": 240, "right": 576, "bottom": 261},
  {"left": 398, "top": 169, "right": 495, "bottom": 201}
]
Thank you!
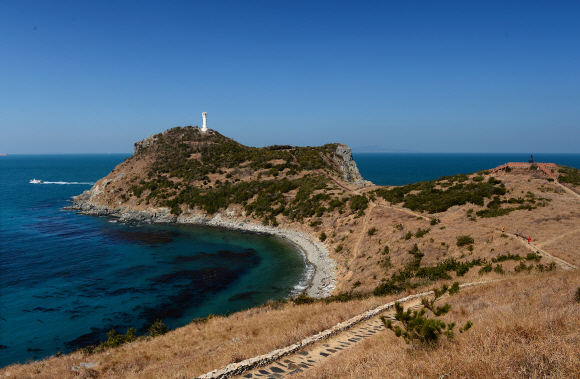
[{"left": 30, "top": 179, "right": 44, "bottom": 184}]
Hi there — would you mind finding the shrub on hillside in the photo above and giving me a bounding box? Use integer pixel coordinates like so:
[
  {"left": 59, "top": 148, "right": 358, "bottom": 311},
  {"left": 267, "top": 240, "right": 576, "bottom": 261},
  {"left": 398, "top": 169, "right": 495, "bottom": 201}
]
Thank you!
[
  {"left": 149, "top": 320, "right": 168, "bottom": 337},
  {"left": 456, "top": 235, "right": 474, "bottom": 247},
  {"left": 380, "top": 283, "right": 472, "bottom": 349},
  {"left": 415, "top": 228, "right": 430, "bottom": 238}
]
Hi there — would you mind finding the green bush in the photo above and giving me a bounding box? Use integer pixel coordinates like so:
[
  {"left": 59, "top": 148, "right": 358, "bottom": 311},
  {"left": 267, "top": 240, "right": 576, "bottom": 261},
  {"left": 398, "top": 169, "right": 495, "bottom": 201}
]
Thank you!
[
  {"left": 367, "top": 227, "right": 378, "bottom": 236},
  {"left": 374, "top": 173, "right": 505, "bottom": 213},
  {"left": 292, "top": 294, "right": 316, "bottom": 305},
  {"left": 319, "top": 232, "right": 327, "bottom": 242},
  {"left": 430, "top": 218, "right": 438, "bottom": 225},
  {"left": 492, "top": 253, "right": 522, "bottom": 263},
  {"left": 558, "top": 166, "right": 580, "bottom": 185},
  {"left": 149, "top": 320, "right": 168, "bottom": 337},
  {"left": 525, "top": 252, "right": 542, "bottom": 262},
  {"left": 448, "top": 281, "right": 460, "bottom": 295},
  {"left": 350, "top": 195, "right": 369, "bottom": 211},
  {"left": 575, "top": 287, "right": 580, "bottom": 303},
  {"left": 415, "top": 228, "right": 430, "bottom": 238},
  {"left": 380, "top": 284, "right": 471, "bottom": 349},
  {"left": 478, "top": 263, "right": 492, "bottom": 275},
  {"left": 456, "top": 235, "right": 474, "bottom": 247}
]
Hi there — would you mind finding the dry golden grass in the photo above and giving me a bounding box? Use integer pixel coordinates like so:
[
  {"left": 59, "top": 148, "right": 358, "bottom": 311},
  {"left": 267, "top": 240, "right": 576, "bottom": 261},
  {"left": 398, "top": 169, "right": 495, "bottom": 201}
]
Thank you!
[
  {"left": 292, "top": 270, "right": 580, "bottom": 379},
  {"left": 1, "top": 292, "right": 415, "bottom": 379},
  {"left": 323, "top": 170, "right": 580, "bottom": 293}
]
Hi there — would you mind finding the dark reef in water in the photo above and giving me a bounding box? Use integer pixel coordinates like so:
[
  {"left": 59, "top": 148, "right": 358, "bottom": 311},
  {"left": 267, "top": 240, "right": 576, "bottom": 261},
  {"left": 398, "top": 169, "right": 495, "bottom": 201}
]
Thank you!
[{"left": 62, "top": 248, "right": 262, "bottom": 351}]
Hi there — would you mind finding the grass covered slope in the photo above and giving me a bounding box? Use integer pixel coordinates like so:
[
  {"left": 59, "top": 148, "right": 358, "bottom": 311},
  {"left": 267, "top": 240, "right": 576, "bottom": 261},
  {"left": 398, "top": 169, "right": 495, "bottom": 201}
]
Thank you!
[
  {"left": 75, "top": 126, "right": 365, "bottom": 225},
  {"left": 293, "top": 271, "right": 580, "bottom": 379}
]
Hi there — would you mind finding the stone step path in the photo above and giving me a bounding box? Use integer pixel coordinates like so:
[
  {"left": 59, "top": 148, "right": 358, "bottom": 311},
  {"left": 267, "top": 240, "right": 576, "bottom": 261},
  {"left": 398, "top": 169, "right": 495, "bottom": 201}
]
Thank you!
[
  {"left": 235, "top": 300, "right": 424, "bottom": 379},
  {"left": 195, "top": 282, "right": 493, "bottom": 379}
]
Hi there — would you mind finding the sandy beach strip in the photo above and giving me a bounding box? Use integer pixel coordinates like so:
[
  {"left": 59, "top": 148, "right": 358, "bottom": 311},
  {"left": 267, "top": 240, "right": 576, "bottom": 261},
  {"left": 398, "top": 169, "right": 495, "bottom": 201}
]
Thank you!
[{"left": 175, "top": 213, "right": 337, "bottom": 298}]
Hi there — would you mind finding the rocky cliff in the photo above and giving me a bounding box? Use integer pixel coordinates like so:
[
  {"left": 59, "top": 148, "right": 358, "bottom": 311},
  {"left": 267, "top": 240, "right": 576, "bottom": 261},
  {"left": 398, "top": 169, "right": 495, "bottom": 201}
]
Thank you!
[{"left": 334, "top": 144, "right": 365, "bottom": 186}]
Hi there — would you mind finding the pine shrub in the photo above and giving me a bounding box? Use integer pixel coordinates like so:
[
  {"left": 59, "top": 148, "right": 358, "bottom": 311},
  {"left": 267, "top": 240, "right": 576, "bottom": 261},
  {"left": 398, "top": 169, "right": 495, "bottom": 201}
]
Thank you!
[
  {"left": 149, "top": 320, "right": 168, "bottom": 337},
  {"left": 456, "top": 235, "right": 474, "bottom": 246},
  {"left": 380, "top": 284, "right": 471, "bottom": 349}
]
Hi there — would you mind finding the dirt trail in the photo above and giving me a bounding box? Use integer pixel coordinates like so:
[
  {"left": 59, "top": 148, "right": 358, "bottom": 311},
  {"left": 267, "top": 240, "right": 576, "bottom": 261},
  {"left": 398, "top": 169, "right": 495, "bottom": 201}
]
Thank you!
[
  {"left": 314, "top": 169, "right": 355, "bottom": 193},
  {"left": 352, "top": 202, "right": 375, "bottom": 259},
  {"left": 536, "top": 229, "right": 580, "bottom": 248},
  {"left": 374, "top": 202, "right": 426, "bottom": 219},
  {"left": 514, "top": 234, "right": 577, "bottom": 270},
  {"left": 556, "top": 181, "right": 580, "bottom": 201},
  {"left": 486, "top": 228, "right": 577, "bottom": 270}
]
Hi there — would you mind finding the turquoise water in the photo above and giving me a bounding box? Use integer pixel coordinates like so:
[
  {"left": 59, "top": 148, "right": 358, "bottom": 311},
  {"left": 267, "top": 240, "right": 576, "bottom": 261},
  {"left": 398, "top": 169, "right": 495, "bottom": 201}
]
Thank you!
[{"left": 0, "top": 155, "right": 305, "bottom": 367}]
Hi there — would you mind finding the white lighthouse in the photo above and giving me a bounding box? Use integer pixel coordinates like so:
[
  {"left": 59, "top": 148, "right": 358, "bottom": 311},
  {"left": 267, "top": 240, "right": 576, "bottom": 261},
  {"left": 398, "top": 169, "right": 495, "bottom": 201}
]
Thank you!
[{"left": 202, "top": 112, "right": 208, "bottom": 132}]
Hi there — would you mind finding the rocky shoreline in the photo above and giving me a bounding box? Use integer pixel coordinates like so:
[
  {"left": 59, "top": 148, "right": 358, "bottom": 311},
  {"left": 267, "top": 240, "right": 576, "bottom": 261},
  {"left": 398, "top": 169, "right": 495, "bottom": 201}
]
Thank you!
[{"left": 64, "top": 197, "right": 336, "bottom": 298}]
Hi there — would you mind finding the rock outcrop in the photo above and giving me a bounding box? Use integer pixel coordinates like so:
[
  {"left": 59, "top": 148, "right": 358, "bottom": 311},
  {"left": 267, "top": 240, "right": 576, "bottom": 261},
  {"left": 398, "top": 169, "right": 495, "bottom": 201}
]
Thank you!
[{"left": 334, "top": 144, "right": 365, "bottom": 185}]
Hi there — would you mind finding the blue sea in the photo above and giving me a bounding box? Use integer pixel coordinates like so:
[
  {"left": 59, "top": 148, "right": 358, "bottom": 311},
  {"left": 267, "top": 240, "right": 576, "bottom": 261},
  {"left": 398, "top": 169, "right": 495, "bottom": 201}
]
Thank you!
[
  {"left": 353, "top": 153, "right": 580, "bottom": 186},
  {"left": 2, "top": 152, "right": 580, "bottom": 368},
  {"left": 0, "top": 155, "right": 306, "bottom": 367}
]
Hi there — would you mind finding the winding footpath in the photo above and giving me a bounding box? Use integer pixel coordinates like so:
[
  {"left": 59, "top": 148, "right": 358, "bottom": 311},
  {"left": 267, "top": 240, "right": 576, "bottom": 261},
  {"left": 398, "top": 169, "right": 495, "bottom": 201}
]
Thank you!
[{"left": 485, "top": 227, "right": 577, "bottom": 270}]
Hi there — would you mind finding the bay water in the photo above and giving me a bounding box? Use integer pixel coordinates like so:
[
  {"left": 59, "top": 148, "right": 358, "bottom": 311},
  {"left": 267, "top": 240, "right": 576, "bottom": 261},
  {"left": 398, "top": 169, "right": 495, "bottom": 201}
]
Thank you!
[{"left": 0, "top": 155, "right": 305, "bottom": 367}]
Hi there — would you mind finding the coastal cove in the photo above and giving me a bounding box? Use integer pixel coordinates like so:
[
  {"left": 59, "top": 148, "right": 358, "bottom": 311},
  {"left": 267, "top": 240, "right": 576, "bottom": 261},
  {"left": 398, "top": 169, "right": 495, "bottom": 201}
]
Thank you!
[{"left": 0, "top": 155, "right": 315, "bottom": 367}]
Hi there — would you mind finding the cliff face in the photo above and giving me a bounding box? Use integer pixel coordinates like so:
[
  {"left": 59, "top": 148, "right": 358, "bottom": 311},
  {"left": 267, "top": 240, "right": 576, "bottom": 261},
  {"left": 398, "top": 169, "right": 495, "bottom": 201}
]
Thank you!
[{"left": 334, "top": 145, "right": 365, "bottom": 186}]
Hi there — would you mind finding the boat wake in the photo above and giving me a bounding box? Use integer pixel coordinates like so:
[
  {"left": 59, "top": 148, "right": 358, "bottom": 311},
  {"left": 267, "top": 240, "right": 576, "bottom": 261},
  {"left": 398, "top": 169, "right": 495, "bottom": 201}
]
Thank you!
[
  {"left": 45, "top": 181, "right": 95, "bottom": 185},
  {"left": 30, "top": 180, "right": 94, "bottom": 185}
]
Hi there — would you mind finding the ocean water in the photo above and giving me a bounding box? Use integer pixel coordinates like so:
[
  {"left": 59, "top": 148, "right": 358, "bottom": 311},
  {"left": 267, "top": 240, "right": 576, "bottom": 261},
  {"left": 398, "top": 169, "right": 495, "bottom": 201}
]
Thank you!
[
  {"left": 0, "top": 155, "right": 306, "bottom": 367},
  {"left": 2, "top": 152, "right": 580, "bottom": 368},
  {"left": 354, "top": 153, "right": 580, "bottom": 186}
]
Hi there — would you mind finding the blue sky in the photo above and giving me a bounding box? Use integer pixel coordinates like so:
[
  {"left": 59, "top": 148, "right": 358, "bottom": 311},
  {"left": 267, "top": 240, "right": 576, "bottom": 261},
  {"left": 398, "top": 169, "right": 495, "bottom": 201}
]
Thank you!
[{"left": 1, "top": 1, "right": 579, "bottom": 153}]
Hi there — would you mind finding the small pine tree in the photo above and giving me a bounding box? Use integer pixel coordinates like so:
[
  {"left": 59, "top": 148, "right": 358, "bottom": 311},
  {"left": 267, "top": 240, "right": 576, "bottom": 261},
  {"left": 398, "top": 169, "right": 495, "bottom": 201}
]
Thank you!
[
  {"left": 381, "top": 284, "right": 471, "bottom": 349},
  {"left": 448, "top": 281, "right": 460, "bottom": 295},
  {"left": 149, "top": 320, "right": 168, "bottom": 337}
]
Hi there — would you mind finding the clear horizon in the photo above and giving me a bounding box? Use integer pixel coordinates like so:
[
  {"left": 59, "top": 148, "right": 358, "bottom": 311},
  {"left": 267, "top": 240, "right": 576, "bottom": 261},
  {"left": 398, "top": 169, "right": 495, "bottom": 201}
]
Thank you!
[{"left": 2, "top": 1, "right": 579, "bottom": 154}]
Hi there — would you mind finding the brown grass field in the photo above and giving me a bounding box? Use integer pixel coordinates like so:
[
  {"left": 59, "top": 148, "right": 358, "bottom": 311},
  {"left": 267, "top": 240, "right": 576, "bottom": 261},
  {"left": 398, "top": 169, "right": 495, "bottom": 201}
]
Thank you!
[{"left": 292, "top": 271, "right": 580, "bottom": 379}]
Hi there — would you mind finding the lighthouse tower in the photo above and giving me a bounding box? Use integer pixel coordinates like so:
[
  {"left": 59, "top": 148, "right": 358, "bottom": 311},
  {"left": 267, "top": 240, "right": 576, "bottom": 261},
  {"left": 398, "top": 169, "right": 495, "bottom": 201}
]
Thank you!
[{"left": 201, "top": 112, "right": 208, "bottom": 132}]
